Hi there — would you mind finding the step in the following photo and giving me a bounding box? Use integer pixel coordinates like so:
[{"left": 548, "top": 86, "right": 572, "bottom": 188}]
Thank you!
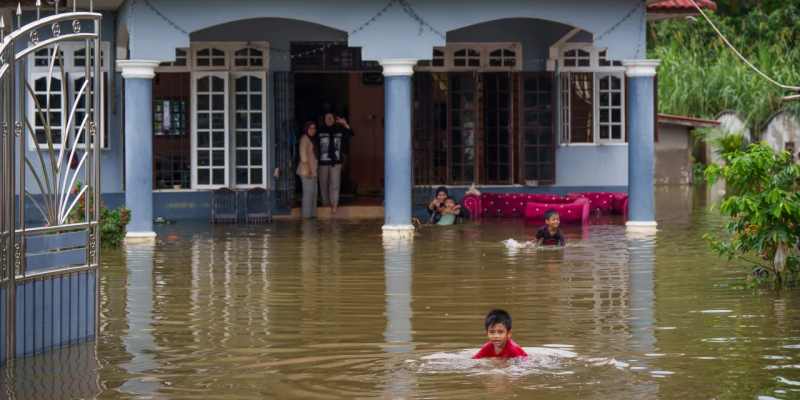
[{"left": 281, "top": 205, "right": 385, "bottom": 219}]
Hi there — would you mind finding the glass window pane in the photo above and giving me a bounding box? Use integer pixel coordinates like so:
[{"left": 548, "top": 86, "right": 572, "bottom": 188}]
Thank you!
[
  {"left": 198, "top": 114, "right": 210, "bottom": 129},
  {"left": 198, "top": 169, "right": 210, "bottom": 184},
  {"left": 197, "top": 77, "right": 209, "bottom": 92},
  {"left": 212, "top": 113, "right": 225, "bottom": 129},
  {"left": 212, "top": 168, "right": 225, "bottom": 184},
  {"left": 198, "top": 150, "right": 210, "bottom": 166},
  {"left": 250, "top": 132, "right": 262, "bottom": 147},
  {"left": 251, "top": 168, "right": 263, "bottom": 184},
  {"left": 212, "top": 150, "right": 225, "bottom": 166},
  {"left": 198, "top": 95, "right": 209, "bottom": 111},
  {"left": 212, "top": 76, "right": 225, "bottom": 92},
  {"left": 236, "top": 150, "right": 248, "bottom": 166},
  {"left": 251, "top": 150, "right": 262, "bottom": 166},
  {"left": 212, "top": 95, "right": 225, "bottom": 110},
  {"left": 212, "top": 131, "right": 225, "bottom": 147},
  {"left": 236, "top": 77, "right": 248, "bottom": 92},
  {"left": 198, "top": 131, "right": 209, "bottom": 148},
  {"left": 250, "top": 113, "right": 262, "bottom": 129},
  {"left": 236, "top": 168, "right": 248, "bottom": 184},
  {"left": 250, "top": 77, "right": 261, "bottom": 91}
]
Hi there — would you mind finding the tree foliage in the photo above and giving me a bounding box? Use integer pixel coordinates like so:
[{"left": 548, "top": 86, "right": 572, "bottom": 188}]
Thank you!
[
  {"left": 649, "top": 2, "right": 800, "bottom": 130},
  {"left": 704, "top": 143, "right": 800, "bottom": 287}
]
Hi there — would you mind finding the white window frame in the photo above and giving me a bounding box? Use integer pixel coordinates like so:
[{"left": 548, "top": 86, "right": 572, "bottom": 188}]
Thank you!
[
  {"left": 553, "top": 44, "right": 627, "bottom": 146},
  {"left": 230, "top": 71, "right": 268, "bottom": 189},
  {"left": 416, "top": 42, "right": 523, "bottom": 71},
  {"left": 28, "top": 72, "right": 66, "bottom": 150},
  {"left": 193, "top": 44, "right": 228, "bottom": 70},
  {"left": 177, "top": 42, "right": 271, "bottom": 191},
  {"left": 594, "top": 72, "right": 626, "bottom": 144},
  {"left": 27, "top": 41, "right": 110, "bottom": 150},
  {"left": 232, "top": 47, "right": 267, "bottom": 70},
  {"left": 191, "top": 71, "right": 230, "bottom": 189}
]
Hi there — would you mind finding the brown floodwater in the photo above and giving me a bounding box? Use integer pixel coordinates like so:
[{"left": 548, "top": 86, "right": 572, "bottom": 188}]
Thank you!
[{"left": 3, "top": 186, "right": 800, "bottom": 399}]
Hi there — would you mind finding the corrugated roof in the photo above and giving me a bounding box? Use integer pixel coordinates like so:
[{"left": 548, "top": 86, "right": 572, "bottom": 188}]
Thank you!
[{"left": 648, "top": 0, "right": 717, "bottom": 13}]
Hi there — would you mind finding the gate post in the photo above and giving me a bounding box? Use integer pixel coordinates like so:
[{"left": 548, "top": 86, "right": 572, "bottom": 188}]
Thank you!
[{"left": 118, "top": 60, "right": 160, "bottom": 239}]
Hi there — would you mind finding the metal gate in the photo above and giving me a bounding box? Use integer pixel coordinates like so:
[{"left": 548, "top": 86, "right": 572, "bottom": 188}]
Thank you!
[
  {"left": 273, "top": 71, "right": 295, "bottom": 211},
  {"left": 1, "top": 7, "right": 102, "bottom": 365}
]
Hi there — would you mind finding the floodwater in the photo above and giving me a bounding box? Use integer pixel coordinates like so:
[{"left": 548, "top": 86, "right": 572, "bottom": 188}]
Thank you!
[{"left": 3, "top": 186, "right": 800, "bottom": 399}]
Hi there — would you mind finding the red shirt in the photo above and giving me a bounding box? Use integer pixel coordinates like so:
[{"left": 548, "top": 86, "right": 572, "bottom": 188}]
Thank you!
[{"left": 473, "top": 339, "right": 528, "bottom": 359}]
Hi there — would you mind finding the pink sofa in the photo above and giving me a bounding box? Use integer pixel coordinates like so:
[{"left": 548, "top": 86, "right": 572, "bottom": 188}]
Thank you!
[{"left": 462, "top": 192, "right": 628, "bottom": 224}]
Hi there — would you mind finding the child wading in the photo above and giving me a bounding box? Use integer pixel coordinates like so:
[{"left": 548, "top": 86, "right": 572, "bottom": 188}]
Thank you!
[
  {"left": 473, "top": 309, "right": 527, "bottom": 359},
  {"left": 536, "top": 209, "right": 565, "bottom": 246}
]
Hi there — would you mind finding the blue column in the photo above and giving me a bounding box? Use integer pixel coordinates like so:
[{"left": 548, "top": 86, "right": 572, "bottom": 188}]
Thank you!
[
  {"left": 624, "top": 60, "right": 660, "bottom": 228},
  {"left": 380, "top": 60, "right": 416, "bottom": 236},
  {"left": 118, "top": 61, "right": 160, "bottom": 239}
]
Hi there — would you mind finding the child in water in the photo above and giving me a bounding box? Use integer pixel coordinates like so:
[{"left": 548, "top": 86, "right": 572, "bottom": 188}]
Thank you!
[
  {"left": 473, "top": 309, "right": 527, "bottom": 359},
  {"left": 536, "top": 209, "right": 565, "bottom": 246},
  {"left": 436, "top": 197, "right": 460, "bottom": 226}
]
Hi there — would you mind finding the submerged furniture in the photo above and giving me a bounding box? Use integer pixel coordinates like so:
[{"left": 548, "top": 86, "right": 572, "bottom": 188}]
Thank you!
[
  {"left": 245, "top": 188, "right": 273, "bottom": 224},
  {"left": 211, "top": 187, "right": 239, "bottom": 224},
  {"left": 462, "top": 192, "right": 628, "bottom": 224}
]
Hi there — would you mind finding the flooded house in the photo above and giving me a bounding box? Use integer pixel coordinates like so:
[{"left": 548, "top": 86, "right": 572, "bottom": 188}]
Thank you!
[{"left": 0, "top": 0, "right": 717, "bottom": 239}]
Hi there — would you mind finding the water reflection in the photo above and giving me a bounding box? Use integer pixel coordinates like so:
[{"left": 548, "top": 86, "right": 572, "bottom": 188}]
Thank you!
[
  {"left": 120, "top": 241, "right": 160, "bottom": 396},
  {"left": 382, "top": 236, "right": 414, "bottom": 398},
  {"left": 3, "top": 188, "right": 800, "bottom": 399}
]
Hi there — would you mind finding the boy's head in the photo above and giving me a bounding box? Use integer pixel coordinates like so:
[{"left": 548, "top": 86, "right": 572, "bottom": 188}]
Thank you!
[
  {"left": 544, "top": 209, "right": 560, "bottom": 229},
  {"left": 484, "top": 309, "right": 513, "bottom": 351},
  {"left": 444, "top": 197, "right": 456, "bottom": 208}
]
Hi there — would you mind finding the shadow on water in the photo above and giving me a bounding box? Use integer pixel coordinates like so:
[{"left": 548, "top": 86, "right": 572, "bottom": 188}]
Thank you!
[{"left": 3, "top": 186, "right": 800, "bottom": 399}]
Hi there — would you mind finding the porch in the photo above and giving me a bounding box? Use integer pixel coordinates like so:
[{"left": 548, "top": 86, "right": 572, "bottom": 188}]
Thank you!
[{"left": 111, "top": 0, "right": 658, "bottom": 236}]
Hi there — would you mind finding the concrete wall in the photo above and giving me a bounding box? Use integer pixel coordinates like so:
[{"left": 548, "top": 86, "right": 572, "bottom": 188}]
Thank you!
[
  {"left": 121, "top": 0, "right": 646, "bottom": 62},
  {"left": 763, "top": 111, "right": 800, "bottom": 160},
  {"left": 555, "top": 145, "right": 628, "bottom": 187},
  {"left": 655, "top": 124, "right": 691, "bottom": 185}
]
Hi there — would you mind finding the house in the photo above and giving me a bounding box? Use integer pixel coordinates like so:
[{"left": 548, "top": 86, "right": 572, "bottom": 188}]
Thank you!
[
  {"left": 656, "top": 114, "right": 719, "bottom": 185},
  {"left": 1, "top": 0, "right": 717, "bottom": 238}
]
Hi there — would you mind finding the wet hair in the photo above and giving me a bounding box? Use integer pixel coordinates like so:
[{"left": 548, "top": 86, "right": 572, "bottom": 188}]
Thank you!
[
  {"left": 544, "top": 209, "right": 559, "bottom": 221},
  {"left": 444, "top": 197, "right": 456, "bottom": 205},
  {"left": 484, "top": 309, "right": 512, "bottom": 331},
  {"left": 434, "top": 186, "right": 449, "bottom": 197}
]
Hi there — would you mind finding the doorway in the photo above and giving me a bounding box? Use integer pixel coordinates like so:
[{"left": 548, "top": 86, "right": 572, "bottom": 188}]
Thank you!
[{"left": 293, "top": 72, "right": 385, "bottom": 205}]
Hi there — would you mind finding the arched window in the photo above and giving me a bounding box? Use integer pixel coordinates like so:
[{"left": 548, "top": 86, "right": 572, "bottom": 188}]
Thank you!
[
  {"left": 562, "top": 48, "right": 591, "bottom": 67},
  {"left": 489, "top": 48, "right": 516, "bottom": 67},
  {"left": 195, "top": 48, "right": 226, "bottom": 68},
  {"left": 453, "top": 48, "right": 480, "bottom": 67},
  {"left": 234, "top": 48, "right": 264, "bottom": 68}
]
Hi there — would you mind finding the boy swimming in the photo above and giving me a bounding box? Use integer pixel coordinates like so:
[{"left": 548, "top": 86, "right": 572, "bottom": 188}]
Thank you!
[
  {"left": 535, "top": 209, "right": 565, "bottom": 246},
  {"left": 473, "top": 309, "right": 527, "bottom": 359}
]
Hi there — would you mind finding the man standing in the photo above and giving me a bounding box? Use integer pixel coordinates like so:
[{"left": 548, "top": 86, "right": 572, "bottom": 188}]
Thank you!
[{"left": 317, "top": 112, "right": 353, "bottom": 214}]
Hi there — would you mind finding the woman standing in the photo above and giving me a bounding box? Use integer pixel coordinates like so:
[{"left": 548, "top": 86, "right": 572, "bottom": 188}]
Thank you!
[
  {"left": 297, "top": 121, "right": 319, "bottom": 218},
  {"left": 317, "top": 112, "right": 353, "bottom": 214}
]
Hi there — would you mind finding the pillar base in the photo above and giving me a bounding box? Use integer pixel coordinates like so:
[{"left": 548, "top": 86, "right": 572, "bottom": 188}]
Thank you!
[
  {"left": 125, "top": 231, "right": 157, "bottom": 241},
  {"left": 382, "top": 225, "right": 415, "bottom": 238},
  {"left": 625, "top": 221, "right": 658, "bottom": 233}
]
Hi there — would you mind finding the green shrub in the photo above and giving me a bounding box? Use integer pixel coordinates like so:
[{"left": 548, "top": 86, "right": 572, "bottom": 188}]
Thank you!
[
  {"left": 703, "top": 143, "right": 800, "bottom": 287},
  {"left": 68, "top": 182, "right": 131, "bottom": 247}
]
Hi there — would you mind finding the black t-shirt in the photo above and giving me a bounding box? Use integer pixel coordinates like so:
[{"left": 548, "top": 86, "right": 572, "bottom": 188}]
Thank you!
[
  {"left": 317, "top": 124, "right": 353, "bottom": 166},
  {"left": 536, "top": 226, "right": 565, "bottom": 246}
]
